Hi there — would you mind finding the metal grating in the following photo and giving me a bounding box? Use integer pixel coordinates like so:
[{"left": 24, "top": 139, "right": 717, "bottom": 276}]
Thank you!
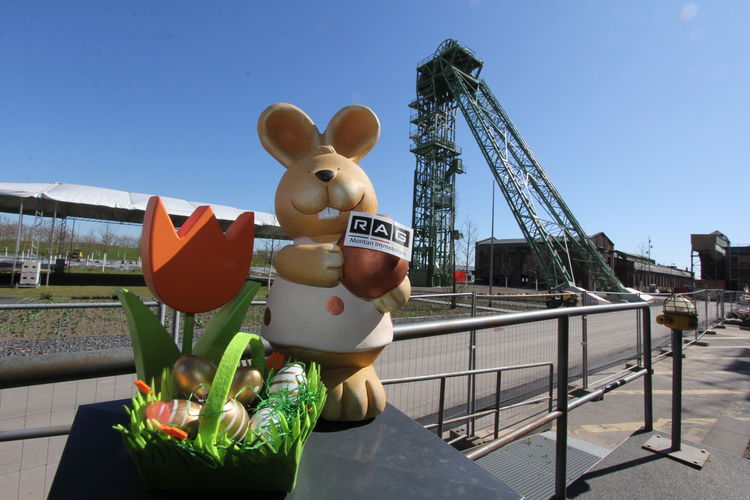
[{"left": 475, "top": 431, "right": 607, "bottom": 500}]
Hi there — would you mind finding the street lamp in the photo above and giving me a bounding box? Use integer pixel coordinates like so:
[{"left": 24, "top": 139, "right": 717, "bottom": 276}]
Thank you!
[{"left": 645, "top": 293, "right": 708, "bottom": 467}]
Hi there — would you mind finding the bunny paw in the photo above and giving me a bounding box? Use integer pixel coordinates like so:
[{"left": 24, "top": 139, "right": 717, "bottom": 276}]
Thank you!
[{"left": 320, "top": 364, "right": 386, "bottom": 421}]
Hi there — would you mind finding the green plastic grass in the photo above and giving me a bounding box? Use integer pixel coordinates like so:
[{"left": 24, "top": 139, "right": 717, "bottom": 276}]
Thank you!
[{"left": 114, "top": 337, "right": 326, "bottom": 492}]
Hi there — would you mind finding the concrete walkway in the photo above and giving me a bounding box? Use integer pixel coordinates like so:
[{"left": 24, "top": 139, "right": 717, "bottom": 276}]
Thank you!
[
  {"left": 0, "top": 374, "right": 136, "bottom": 499},
  {"left": 564, "top": 322, "right": 750, "bottom": 499}
]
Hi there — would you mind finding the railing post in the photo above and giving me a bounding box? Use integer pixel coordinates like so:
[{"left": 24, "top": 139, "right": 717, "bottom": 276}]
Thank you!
[
  {"left": 670, "top": 328, "right": 683, "bottom": 450},
  {"left": 715, "top": 291, "right": 720, "bottom": 323},
  {"left": 157, "top": 301, "right": 166, "bottom": 326},
  {"left": 466, "top": 292, "right": 478, "bottom": 437},
  {"left": 635, "top": 308, "right": 643, "bottom": 366},
  {"left": 704, "top": 290, "right": 709, "bottom": 332},
  {"left": 494, "top": 370, "right": 502, "bottom": 439},
  {"left": 171, "top": 309, "right": 181, "bottom": 344},
  {"left": 581, "top": 308, "right": 588, "bottom": 389},
  {"left": 642, "top": 306, "right": 653, "bottom": 431},
  {"left": 554, "top": 316, "right": 569, "bottom": 500},
  {"left": 548, "top": 364, "right": 555, "bottom": 414},
  {"left": 437, "top": 377, "right": 446, "bottom": 438}
]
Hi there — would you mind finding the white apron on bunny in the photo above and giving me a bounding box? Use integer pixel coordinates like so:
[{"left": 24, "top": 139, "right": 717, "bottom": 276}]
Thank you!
[
  {"left": 258, "top": 103, "right": 410, "bottom": 422},
  {"left": 263, "top": 238, "right": 393, "bottom": 353}
]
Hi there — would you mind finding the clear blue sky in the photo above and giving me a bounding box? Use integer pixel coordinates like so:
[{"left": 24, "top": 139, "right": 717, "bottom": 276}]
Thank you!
[{"left": 1, "top": 1, "right": 747, "bottom": 270}]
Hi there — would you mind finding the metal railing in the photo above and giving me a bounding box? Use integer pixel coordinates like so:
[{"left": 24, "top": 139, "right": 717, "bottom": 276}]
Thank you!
[
  {"left": 0, "top": 289, "right": 739, "bottom": 497},
  {"left": 383, "top": 361, "right": 554, "bottom": 441},
  {"left": 389, "top": 301, "right": 655, "bottom": 498}
]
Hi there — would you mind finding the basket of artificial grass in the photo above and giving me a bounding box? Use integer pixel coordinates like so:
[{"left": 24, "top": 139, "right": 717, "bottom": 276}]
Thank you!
[{"left": 114, "top": 332, "right": 326, "bottom": 492}]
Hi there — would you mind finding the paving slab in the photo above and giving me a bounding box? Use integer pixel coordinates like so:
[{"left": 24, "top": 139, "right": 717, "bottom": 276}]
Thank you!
[
  {"left": 567, "top": 430, "right": 750, "bottom": 499},
  {"left": 0, "top": 472, "right": 20, "bottom": 500},
  {"left": 17, "top": 465, "right": 46, "bottom": 500},
  {"left": 702, "top": 416, "right": 750, "bottom": 457}
]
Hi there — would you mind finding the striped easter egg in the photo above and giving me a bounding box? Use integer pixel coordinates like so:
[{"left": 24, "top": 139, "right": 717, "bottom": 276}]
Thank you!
[
  {"left": 203, "top": 398, "right": 250, "bottom": 442},
  {"left": 268, "top": 363, "right": 307, "bottom": 397},
  {"left": 144, "top": 399, "right": 202, "bottom": 436}
]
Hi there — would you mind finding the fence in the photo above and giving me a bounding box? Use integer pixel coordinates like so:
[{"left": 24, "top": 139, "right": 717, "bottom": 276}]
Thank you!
[{"left": 0, "top": 289, "right": 738, "bottom": 498}]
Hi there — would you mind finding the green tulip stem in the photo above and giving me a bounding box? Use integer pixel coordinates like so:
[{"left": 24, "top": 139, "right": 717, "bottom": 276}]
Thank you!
[{"left": 182, "top": 313, "right": 195, "bottom": 355}]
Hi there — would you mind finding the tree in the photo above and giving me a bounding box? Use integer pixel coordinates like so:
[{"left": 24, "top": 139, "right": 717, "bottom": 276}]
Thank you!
[
  {"left": 457, "top": 216, "right": 478, "bottom": 274},
  {"left": 98, "top": 223, "right": 118, "bottom": 255}
]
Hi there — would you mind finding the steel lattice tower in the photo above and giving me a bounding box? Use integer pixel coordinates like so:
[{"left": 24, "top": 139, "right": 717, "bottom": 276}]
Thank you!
[{"left": 409, "top": 40, "right": 626, "bottom": 292}]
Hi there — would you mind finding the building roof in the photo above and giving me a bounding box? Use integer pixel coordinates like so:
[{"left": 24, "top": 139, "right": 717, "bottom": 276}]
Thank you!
[
  {"left": 476, "top": 237, "right": 527, "bottom": 246},
  {"left": 0, "top": 182, "right": 285, "bottom": 239}
]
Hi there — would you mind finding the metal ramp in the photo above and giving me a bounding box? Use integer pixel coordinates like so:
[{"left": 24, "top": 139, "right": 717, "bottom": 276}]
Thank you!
[{"left": 475, "top": 431, "right": 608, "bottom": 500}]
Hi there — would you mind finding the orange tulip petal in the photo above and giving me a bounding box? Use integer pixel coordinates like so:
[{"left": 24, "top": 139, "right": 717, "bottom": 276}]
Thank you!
[{"left": 141, "top": 196, "right": 254, "bottom": 313}]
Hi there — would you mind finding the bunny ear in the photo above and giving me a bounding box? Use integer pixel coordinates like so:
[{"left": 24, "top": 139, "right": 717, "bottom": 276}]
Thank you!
[
  {"left": 323, "top": 105, "right": 380, "bottom": 162},
  {"left": 257, "top": 103, "right": 321, "bottom": 168}
]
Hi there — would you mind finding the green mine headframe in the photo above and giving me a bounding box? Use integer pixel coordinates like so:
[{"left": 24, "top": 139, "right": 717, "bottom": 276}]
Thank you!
[{"left": 409, "top": 39, "right": 626, "bottom": 292}]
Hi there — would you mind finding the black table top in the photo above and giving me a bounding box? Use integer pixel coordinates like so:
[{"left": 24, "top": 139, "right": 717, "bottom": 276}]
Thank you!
[{"left": 49, "top": 399, "right": 520, "bottom": 499}]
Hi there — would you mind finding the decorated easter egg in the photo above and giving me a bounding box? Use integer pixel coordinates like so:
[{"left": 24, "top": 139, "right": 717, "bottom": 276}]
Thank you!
[
  {"left": 268, "top": 363, "right": 307, "bottom": 397},
  {"left": 173, "top": 354, "right": 217, "bottom": 401},
  {"left": 203, "top": 398, "right": 250, "bottom": 442},
  {"left": 337, "top": 234, "right": 408, "bottom": 299},
  {"left": 249, "top": 407, "right": 281, "bottom": 440},
  {"left": 144, "top": 399, "right": 202, "bottom": 436},
  {"left": 229, "top": 366, "right": 264, "bottom": 406}
]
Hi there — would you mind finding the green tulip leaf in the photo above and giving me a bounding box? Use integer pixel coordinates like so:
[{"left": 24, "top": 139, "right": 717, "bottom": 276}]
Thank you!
[
  {"left": 116, "top": 287, "right": 181, "bottom": 384},
  {"left": 193, "top": 281, "right": 261, "bottom": 366}
]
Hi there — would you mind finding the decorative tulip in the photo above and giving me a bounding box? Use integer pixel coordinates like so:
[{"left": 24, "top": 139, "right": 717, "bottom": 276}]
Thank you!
[
  {"left": 141, "top": 196, "right": 255, "bottom": 314},
  {"left": 141, "top": 196, "right": 254, "bottom": 355}
]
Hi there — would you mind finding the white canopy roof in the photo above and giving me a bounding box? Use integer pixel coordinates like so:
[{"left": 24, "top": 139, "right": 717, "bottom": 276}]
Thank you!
[{"left": 0, "top": 182, "right": 285, "bottom": 239}]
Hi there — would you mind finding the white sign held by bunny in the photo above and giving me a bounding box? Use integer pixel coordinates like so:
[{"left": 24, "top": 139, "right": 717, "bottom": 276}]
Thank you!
[{"left": 344, "top": 212, "right": 413, "bottom": 262}]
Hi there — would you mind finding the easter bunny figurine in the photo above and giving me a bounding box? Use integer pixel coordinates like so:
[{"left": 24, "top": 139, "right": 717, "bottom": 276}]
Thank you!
[{"left": 258, "top": 103, "right": 411, "bottom": 421}]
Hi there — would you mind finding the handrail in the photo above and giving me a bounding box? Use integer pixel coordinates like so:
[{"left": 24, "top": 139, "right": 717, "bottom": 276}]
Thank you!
[
  {"left": 393, "top": 301, "right": 650, "bottom": 341},
  {"left": 0, "top": 301, "right": 650, "bottom": 388},
  {"left": 382, "top": 361, "right": 552, "bottom": 385}
]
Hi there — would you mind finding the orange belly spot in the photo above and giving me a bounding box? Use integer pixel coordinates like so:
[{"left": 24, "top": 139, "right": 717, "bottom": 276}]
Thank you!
[{"left": 326, "top": 296, "right": 345, "bottom": 315}]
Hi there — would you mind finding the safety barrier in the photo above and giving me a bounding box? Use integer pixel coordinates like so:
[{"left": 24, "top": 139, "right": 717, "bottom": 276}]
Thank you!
[{"left": 0, "top": 289, "right": 738, "bottom": 497}]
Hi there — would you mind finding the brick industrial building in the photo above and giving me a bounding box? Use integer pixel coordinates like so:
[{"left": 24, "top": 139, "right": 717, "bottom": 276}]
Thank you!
[
  {"left": 691, "top": 231, "right": 750, "bottom": 291},
  {"left": 475, "top": 232, "right": 693, "bottom": 292}
]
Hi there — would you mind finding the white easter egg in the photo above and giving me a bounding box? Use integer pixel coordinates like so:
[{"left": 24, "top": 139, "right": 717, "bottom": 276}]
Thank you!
[{"left": 249, "top": 407, "right": 281, "bottom": 440}]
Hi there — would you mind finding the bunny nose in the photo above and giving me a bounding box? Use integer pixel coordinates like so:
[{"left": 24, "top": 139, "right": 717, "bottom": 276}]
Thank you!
[{"left": 314, "top": 170, "right": 336, "bottom": 182}]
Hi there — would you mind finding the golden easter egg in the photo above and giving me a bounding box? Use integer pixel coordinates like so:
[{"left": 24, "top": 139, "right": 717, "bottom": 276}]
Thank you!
[
  {"left": 229, "top": 366, "right": 264, "bottom": 406},
  {"left": 173, "top": 354, "right": 217, "bottom": 401}
]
